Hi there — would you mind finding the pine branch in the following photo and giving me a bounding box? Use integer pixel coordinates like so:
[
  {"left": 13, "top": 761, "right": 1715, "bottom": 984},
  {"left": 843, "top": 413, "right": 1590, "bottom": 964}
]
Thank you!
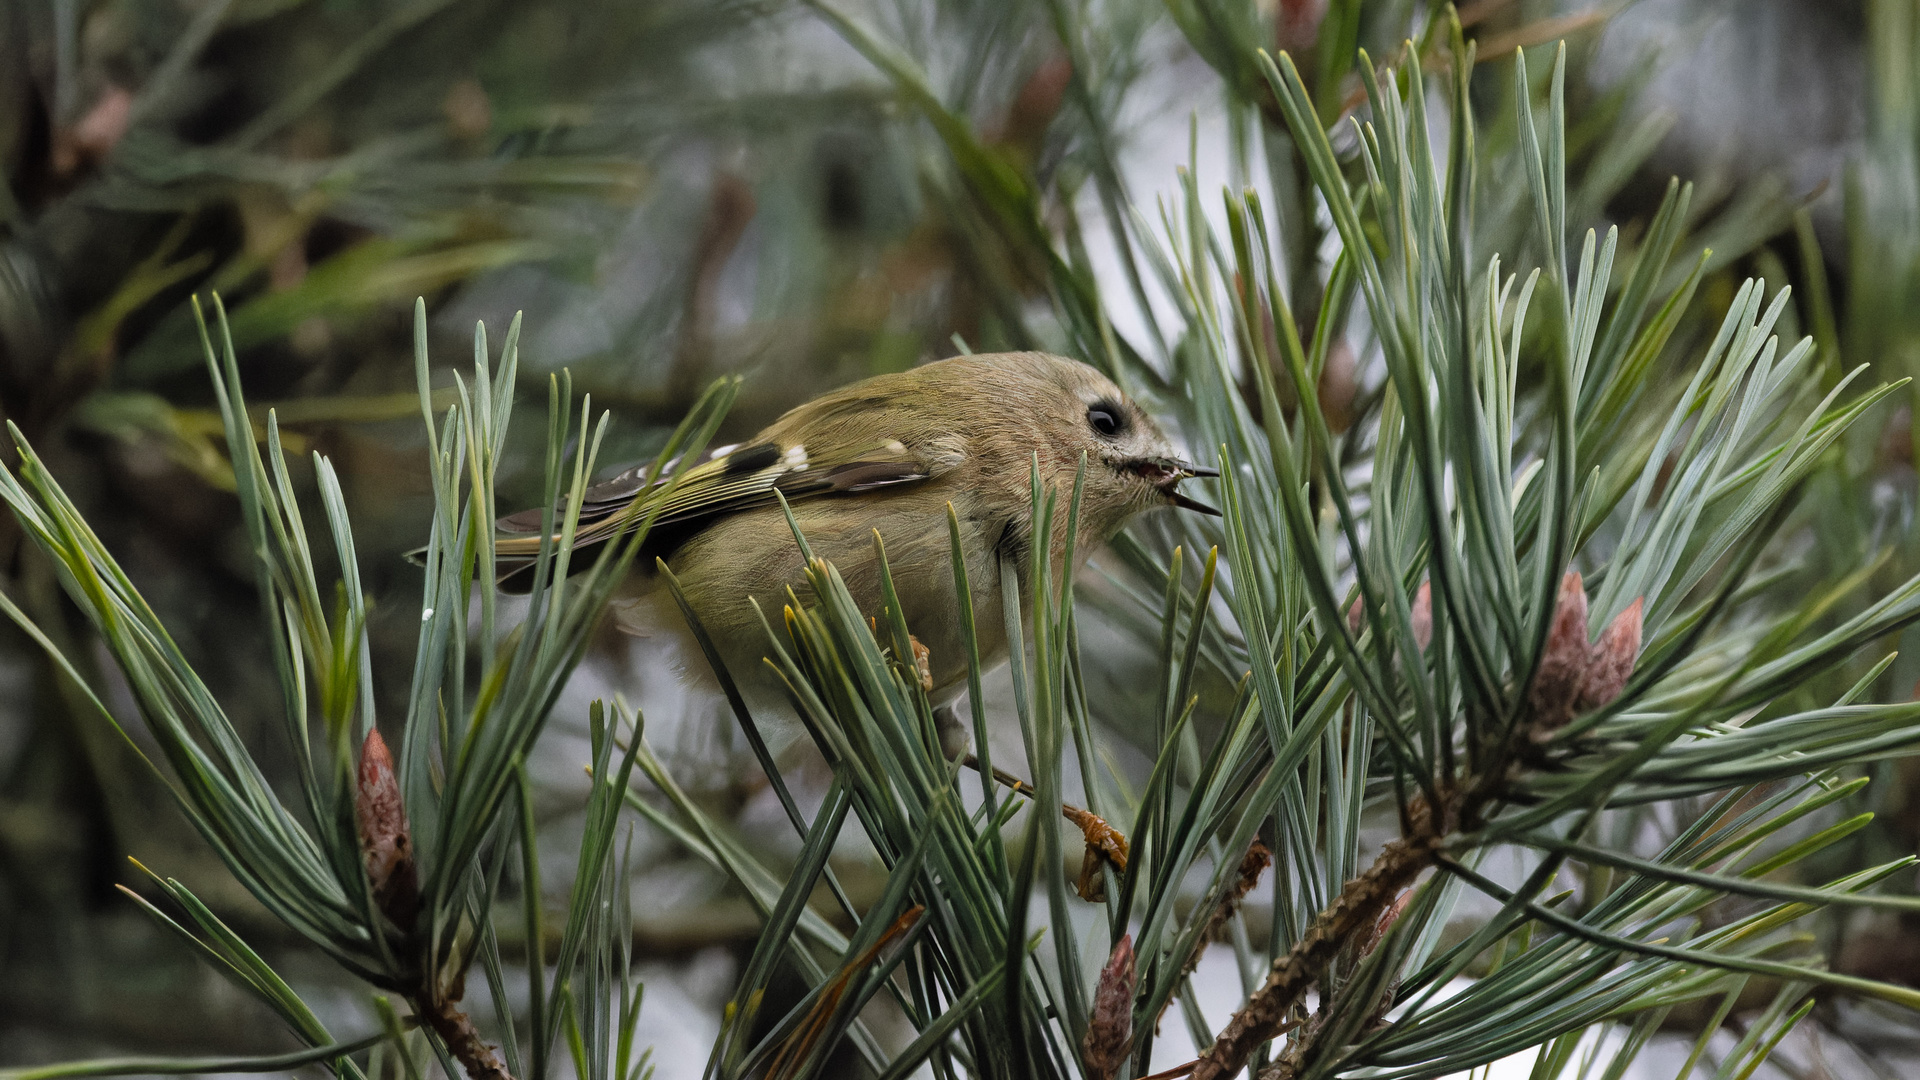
[{"left": 1193, "top": 789, "right": 1460, "bottom": 1080}]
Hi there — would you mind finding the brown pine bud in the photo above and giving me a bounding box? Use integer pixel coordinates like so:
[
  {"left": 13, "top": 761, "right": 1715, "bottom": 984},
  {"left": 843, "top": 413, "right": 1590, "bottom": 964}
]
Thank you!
[
  {"left": 357, "top": 729, "right": 420, "bottom": 931},
  {"left": 1348, "top": 582, "right": 1431, "bottom": 650},
  {"left": 52, "top": 84, "right": 133, "bottom": 176},
  {"left": 1577, "top": 598, "right": 1643, "bottom": 711},
  {"left": 1319, "top": 337, "right": 1358, "bottom": 433},
  {"left": 997, "top": 55, "right": 1073, "bottom": 156},
  {"left": 1277, "top": 0, "right": 1330, "bottom": 56},
  {"left": 1082, "top": 935, "right": 1136, "bottom": 1080},
  {"left": 442, "top": 78, "right": 492, "bottom": 140},
  {"left": 1528, "top": 571, "right": 1590, "bottom": 733},
  {"left": 1409, "top": 580, "right": 1432, "bottom": 651}
]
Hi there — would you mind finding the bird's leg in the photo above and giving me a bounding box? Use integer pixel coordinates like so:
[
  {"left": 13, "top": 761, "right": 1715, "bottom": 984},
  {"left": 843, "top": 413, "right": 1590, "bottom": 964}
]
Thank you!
[
  {"left": 959, "top": 751, "right": 1040, "bottom": 797},
  {"left": 939, "top": 705, "right": 1131, "bottom": 901},
  {"left": 910, "top": 619, "right": 1132, "bottom": 902}
]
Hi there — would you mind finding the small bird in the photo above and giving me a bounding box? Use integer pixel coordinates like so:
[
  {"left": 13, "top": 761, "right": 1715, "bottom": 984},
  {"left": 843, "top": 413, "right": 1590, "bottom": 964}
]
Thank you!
[{"left": 490, "top": 351, "right": 1217, "bottom": 703}]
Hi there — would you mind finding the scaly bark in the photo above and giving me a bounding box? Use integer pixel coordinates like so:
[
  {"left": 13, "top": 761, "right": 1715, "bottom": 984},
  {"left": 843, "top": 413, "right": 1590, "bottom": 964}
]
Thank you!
[
  {"left": 1191, "top": 793, "right": 1456, "bottom": 1080},
  {"left": 420, "top": 998, "right": 514, "bottom": 1080}
]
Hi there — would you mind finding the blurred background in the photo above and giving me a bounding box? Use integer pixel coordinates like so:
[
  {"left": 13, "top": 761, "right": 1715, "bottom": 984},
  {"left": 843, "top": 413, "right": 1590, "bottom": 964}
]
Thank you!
[{"left": 1, "top": 0, "right": 1915, "bottom": 1074}]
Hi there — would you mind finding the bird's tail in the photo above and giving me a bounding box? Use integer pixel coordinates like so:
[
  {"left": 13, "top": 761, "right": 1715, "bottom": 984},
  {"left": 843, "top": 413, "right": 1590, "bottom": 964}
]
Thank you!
[
  {"left": 403, "top": 537, "right": 606, "bottom": 595},
  {"left": 403, "top": 452, "right": 697, "bottom": 592},
  {"left": 406, "top": 524, "right": 665, "bottom": 594}
]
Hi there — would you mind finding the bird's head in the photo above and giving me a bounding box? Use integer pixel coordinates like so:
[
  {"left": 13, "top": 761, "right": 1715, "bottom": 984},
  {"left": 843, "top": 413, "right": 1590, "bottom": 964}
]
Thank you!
[{"left": 1014, "top": 354, "right": 1220, "bottom": 531}]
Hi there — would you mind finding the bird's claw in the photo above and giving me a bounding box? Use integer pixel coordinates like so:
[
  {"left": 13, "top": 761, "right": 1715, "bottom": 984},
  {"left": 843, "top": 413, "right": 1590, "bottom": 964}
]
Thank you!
[
  {"left": 1063, "top": 804, "right": 1130, "bottom": 901},
  {"left": 909, "top": 634, "right": 932, "bottom": 693},
  {"left": 869, "top": 619, "right": 934, "bottom": 693}
]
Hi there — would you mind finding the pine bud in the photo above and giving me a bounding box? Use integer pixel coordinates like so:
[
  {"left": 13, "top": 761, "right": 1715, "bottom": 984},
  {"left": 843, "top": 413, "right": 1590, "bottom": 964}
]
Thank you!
[
  {"left": 1082, "top": 934, "right": 1136, "bottom": 1080},
  {"left": 356, "top": 729, "right": 420, "bottom": 931},
  {"left": 1347, "top": 581, "right": 1431, "bottom": 650},
  {"left": 1528, "top": 571, "right": 1590, "bottom": 732},
  {"left": 1577, "top": 598, "right": 1643, "bottom": 711}
]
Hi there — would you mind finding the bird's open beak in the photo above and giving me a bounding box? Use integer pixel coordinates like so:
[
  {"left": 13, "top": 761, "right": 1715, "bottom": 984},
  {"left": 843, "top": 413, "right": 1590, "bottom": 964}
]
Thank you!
[{"left": 1128, "top": 457, "right": 1222, "bottom": 516}]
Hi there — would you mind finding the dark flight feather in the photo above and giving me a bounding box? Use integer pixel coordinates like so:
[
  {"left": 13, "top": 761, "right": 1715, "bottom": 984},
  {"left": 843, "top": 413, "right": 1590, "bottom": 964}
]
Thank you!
[{"left": 483, "top": 438, "right": 937, "bottom": 593}]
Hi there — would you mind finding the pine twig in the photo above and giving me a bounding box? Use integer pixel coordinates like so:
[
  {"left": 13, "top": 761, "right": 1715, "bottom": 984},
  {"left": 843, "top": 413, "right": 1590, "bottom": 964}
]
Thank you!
[
  {"left": 1191, "top": 791, "right": 1459, "bottom": 1080},
  {"left": 419, "top": 1001, "right": 514, "bottom": 1080},
  {"left": 1157, "top": 841, "right": 1274, "bottom": 1030}
]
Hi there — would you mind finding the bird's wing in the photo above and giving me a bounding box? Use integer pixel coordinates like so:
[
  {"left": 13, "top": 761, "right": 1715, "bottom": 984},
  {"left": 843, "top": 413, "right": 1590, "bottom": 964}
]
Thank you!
[{"left": 491, "top": 436, "right": 942, "bottom": 562}]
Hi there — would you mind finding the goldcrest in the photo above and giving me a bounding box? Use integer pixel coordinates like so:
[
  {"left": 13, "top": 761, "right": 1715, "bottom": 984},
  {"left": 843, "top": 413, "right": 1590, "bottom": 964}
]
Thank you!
[{"left": 491, "top": 351, "right": 1217, "bottom": 700}]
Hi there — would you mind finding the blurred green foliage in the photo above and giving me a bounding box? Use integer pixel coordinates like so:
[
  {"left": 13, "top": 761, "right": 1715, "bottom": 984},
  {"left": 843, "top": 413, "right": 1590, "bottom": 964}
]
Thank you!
[{"left": 4, "top": 0, "right": 1920, "bottom": 1076}]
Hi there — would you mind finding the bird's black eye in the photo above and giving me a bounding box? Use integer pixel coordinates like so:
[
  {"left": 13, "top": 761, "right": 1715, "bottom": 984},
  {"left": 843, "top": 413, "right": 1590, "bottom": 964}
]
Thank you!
[{"left": 1087, "top": 401, "right": 1127, "bottom": 439}]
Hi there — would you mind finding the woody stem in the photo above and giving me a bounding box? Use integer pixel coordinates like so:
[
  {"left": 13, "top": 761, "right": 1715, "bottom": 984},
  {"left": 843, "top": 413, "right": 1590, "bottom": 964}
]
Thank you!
[
  {"left": 417, "top": 993, "right": 514, "bottom": 1080},
  {"left": 1189, "top": 790, "right": 1461, "bottom": 1080}
]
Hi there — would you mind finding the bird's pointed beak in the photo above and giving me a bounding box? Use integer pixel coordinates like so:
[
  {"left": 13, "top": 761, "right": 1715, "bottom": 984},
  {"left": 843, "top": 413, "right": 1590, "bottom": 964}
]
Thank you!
[
  {"left": 1128, "top": 457, "right": 1222, "bottom": 516},
  {"left": 1168, "top": 489, "right": 1222, "bottom": 516}
]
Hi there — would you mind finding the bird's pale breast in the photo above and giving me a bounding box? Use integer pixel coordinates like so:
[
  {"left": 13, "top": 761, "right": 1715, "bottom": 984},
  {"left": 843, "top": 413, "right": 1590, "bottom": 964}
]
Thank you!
[{"left": 664, "top": 479, "right": 1011, "bottom": 701}]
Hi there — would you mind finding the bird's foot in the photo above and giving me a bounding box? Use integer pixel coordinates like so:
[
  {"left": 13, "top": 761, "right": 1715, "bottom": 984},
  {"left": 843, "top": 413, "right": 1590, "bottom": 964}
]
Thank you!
[
  {"left": 1063, "top": 803, "right": 1130, "bottom": 901},
  {"left": 956, "top": 753, "right": 1131, "bottom": 901},
  {"left": 868, "top": 619, "right": 933, "bottom": 693},
  {"left": 909, "top": 634, "right": 932, "bottom": 692}
]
